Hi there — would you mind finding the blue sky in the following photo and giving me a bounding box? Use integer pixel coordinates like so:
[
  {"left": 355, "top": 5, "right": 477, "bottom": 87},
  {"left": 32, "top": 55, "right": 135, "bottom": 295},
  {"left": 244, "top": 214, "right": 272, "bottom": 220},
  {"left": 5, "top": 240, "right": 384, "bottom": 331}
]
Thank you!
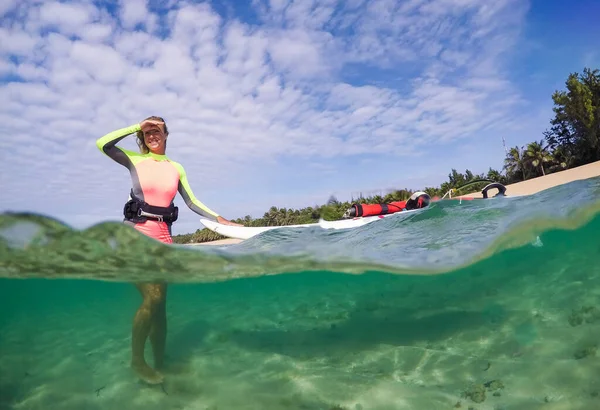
[{"left": 1, "top": 0, "right": 598, "bottom": 235}]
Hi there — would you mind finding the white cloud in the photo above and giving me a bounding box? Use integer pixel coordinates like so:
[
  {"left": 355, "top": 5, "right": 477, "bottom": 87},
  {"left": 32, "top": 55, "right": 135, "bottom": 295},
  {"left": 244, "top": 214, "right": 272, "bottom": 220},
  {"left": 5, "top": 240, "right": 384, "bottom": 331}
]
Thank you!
[
  {"left": 0, "top": 0, "right": 18, "bottom": 17},
  {"left": 114, "top": 31, "right": 161, "bottom": 65},
  {"left": 38, "top": 1, "right": 92, "bottom": 24},
  {"left": 69, "top": 41, "right": 128, "bottom": 84},
  {"left": 79, "top": 23, "right": 114, "bottom": 43},
  {"left": 0, "top": 0, "right": 532, "bottom": 227},
  {"left": 267, "top": 28, "right": 336, "bottom": 79},
  {"left": 0, "top": 27, "right": 39, "bottom": 56},
  {"left": 0, "top": 58, "right": 15, "bottom": 76},
  {"left": 118, "top": 0, "right": 155, "bottom": 31},
  {"left": 15, "top": 62, "right": 49, "bottom": 81},
  {"left": 35, "top": 1, "right": 98, "bottom": 35}
]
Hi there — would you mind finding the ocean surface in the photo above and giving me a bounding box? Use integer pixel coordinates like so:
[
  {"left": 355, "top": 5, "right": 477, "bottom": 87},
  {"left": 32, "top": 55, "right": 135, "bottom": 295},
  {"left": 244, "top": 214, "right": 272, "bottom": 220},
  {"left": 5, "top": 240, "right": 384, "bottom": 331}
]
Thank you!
[{"left": 1, "top": 177, "right": 600, "bottom": 410}]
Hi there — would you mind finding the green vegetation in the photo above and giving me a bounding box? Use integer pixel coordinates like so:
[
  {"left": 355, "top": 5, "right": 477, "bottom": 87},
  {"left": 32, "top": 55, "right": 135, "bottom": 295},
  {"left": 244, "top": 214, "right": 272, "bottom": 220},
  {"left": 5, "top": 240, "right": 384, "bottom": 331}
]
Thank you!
[{"left": 173, "top": 67, "right": 600, "bottom": 244}]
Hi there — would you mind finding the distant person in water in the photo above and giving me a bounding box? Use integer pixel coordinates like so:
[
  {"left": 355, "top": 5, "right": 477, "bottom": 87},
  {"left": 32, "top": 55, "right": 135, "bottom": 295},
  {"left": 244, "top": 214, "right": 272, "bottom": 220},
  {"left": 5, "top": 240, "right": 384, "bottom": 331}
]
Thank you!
[{"left": 96, "top": 116, "right": 241, "bottom": 384}]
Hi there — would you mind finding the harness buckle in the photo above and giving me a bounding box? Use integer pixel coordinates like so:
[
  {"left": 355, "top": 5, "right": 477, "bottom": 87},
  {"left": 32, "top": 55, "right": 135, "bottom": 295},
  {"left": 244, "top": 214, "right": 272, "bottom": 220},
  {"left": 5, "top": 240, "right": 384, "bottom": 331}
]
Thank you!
[{"left": 139, "top": 209, "right": 164, "bottom": 222}]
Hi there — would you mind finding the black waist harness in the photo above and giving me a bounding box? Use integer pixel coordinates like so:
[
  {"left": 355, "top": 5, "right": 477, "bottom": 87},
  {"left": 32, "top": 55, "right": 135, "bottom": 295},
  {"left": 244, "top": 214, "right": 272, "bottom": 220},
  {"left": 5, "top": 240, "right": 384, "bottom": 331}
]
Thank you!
[{"left": 123, "top": 190, "right": 179, "bottom": 224}]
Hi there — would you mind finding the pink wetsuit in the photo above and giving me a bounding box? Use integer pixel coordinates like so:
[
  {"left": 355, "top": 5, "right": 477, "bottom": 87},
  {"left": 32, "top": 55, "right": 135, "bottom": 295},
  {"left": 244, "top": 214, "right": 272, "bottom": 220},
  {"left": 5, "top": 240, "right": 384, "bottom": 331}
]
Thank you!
[{"left": 96, "top": 123, "right": 220, "bottom": 244}]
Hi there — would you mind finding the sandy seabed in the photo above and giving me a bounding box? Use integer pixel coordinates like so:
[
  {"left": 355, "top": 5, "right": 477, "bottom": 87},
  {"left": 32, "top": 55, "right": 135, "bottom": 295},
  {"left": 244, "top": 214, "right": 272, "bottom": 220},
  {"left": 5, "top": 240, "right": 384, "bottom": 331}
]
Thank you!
[{"left": 2, "top": 253, "right": 600, "bottom": 410}]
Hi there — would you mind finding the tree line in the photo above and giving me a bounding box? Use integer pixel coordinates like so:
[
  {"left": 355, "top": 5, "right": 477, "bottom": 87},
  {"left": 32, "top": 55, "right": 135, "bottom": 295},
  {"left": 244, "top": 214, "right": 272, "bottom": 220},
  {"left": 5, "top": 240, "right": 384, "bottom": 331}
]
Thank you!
[{"left": 173, "top": 67, "right": 600, "bottom": 244}]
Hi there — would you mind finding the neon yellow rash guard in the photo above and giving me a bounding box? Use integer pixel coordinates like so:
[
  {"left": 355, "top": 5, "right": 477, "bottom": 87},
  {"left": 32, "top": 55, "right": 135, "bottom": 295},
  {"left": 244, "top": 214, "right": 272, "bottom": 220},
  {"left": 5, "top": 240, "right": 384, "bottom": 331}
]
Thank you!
[{"left": 96, "top": 124, "right": 220, "bottom": 239}]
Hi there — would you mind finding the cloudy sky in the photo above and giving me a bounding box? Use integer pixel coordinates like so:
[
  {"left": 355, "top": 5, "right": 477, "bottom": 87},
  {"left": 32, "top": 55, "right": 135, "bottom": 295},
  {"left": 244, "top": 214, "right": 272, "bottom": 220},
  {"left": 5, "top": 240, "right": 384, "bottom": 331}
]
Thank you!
[{"left": 1, "top": 0, "right": 599, "bottom": 235}]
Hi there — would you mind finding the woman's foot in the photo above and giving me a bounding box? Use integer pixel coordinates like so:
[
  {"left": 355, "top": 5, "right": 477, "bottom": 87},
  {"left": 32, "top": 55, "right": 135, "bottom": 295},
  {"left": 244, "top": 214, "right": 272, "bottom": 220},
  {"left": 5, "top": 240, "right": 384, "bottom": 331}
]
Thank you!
[{"left": 132, "top": 361, "right": 164, "bottom": 384}]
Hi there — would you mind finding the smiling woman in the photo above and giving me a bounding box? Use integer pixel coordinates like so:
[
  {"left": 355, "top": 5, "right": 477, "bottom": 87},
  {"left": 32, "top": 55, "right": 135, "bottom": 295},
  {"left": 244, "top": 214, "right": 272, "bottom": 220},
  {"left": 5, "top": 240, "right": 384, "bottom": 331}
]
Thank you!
[
  {"left": 95, "top": 116, "right": 242, "bottom": 384},
  {"left": 137, "top": 115, "right": 170, "bottom": 154}
]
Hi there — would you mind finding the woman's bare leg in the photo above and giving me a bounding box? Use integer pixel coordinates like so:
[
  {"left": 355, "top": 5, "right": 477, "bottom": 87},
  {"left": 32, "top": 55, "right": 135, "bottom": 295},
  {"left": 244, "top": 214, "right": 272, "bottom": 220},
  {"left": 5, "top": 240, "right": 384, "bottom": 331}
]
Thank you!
[
  {"left": 149, "top": 284, "right": 167, "bottom": 370},
  {"left": 131, "top": 282, "right": 167, "bottom": 384}
]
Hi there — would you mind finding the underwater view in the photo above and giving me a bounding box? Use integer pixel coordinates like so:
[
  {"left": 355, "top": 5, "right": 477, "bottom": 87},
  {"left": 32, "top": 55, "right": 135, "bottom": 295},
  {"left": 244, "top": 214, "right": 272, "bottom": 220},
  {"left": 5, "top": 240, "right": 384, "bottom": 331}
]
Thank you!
[{"left": 2, "top": 176, "right": 600, "bottom": 410}]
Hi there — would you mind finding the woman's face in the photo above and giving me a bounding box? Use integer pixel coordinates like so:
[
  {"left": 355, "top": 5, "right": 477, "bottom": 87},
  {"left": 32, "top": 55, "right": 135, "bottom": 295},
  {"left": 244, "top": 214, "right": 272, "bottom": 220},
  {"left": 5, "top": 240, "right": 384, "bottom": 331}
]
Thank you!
[{"left": 142, "top": 124, "right": 167, "bottom": 154}]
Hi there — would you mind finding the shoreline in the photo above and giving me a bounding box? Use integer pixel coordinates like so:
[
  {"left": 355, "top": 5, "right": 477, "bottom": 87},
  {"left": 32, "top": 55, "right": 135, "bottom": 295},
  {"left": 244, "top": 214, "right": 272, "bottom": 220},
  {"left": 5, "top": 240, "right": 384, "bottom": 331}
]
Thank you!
[
  {"left": 192, "top": 161, "right": 600, "bottom": 246},
  {"left": 459, "top": 160, "right": 600, "bottom": 198},
  {"left": 189, "top": 237, "right": 244, "bottom": 246}
]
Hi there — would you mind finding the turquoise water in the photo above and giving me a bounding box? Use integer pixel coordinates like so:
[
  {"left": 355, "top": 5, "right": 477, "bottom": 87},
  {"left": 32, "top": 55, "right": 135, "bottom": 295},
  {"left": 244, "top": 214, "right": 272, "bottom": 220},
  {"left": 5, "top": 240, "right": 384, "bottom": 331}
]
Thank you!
[{"left": 1, "top": 177, "right": 600, "bottom": 409}]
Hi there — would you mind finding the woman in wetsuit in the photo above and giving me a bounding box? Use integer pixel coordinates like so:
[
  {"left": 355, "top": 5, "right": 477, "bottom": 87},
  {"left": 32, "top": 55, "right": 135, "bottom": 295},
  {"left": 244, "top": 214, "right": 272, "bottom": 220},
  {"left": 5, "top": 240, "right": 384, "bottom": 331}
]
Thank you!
[{"left": 96, "top": 116, "right": 241, "bottom": 384}]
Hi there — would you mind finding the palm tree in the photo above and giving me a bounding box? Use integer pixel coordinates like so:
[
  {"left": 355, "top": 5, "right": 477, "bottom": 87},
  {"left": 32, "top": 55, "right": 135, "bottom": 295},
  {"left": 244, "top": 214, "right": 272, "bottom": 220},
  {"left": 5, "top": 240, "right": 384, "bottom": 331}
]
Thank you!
[
  {"left": 371, "top": 195, "right": 384, "bottom": 204},
  {"left": 525, "top": 140, "right": 552, "bottom": 176},
  {"left": 486, "top": 168, "right": 505, "bottom": 184},
  {"left": 549, "top": 144, "right": 574, "bottom": 172},
  {"left": 504, "top": 146, "right": 527, "bottom": 181}
]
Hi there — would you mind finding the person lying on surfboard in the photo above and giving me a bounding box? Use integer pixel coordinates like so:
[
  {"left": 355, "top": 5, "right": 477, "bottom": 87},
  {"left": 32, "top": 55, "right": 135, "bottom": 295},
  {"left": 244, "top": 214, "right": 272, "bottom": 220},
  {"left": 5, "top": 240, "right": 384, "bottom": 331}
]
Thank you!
[
  {"left": 96, "top": 116, "right": 242, "bottom": 385},
  {"left": 343, "top": 191, "right": 431, "bottom": 218}
]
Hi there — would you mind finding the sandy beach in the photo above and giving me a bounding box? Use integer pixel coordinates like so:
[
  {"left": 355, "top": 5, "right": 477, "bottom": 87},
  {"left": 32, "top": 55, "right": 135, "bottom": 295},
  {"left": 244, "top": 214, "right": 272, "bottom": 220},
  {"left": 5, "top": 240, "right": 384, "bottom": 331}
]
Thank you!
[
  {"left": 460, "top": 160, "right": 600, "bottom": 198},
  {"left": 191, "top": 237, "right": 243, "bottom": 246},
  {"left": 196, "top": 161, "right": 600, "bottom": 246}
]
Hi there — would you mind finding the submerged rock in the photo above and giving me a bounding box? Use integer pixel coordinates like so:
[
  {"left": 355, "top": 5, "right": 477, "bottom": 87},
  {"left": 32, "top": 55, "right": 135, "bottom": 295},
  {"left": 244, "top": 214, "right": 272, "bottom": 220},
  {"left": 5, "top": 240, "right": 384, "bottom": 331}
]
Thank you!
[
  {"left": 464, "top": 384, "right": 486, "bottom": 403},
  {"left": 573, "top": 344, "right": 597, "bottom": 359},
  {"left": 463, "top": 379, "right": 505, "bottom": 403},
  {"left": 568, "top": 305, "right": 600, "bottom": 326},
  {"left": 484, "top": 379, "right": 505, "bottom": 391}
]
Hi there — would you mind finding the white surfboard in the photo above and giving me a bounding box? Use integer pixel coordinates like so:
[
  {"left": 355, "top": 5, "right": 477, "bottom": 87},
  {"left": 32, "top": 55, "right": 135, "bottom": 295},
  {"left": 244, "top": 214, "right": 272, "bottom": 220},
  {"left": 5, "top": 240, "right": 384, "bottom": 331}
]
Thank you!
[
  {"left": 199, "top": 207, "right": 427, "bottom": 240},
  {"left": 199, "top": 219, "right": 319, "bottom": 240}
]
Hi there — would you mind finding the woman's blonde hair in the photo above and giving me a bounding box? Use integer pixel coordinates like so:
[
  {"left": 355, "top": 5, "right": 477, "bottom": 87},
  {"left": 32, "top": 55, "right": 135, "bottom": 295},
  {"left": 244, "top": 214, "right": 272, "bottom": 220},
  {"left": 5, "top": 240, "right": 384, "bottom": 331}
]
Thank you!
[{"left": 136, "top": 116, "right": 169, "bottom": 154}]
